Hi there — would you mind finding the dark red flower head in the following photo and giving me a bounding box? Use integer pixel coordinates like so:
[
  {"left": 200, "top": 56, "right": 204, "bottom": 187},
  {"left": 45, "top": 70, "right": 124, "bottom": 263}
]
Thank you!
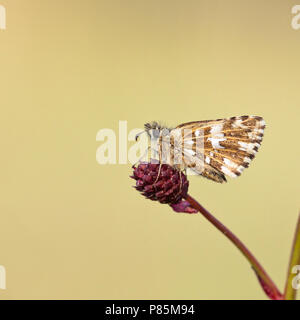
[
  {"left": 131, "top": 163, "right": 197, "bottom": 213},
  {"left": 131, "top": 162, "right": 191, "bottom": 203}
]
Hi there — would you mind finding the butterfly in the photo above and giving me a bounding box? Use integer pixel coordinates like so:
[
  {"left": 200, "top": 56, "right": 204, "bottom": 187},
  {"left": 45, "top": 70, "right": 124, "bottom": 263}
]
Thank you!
[{"left": 136, "top": 116, "right": 266, "bottom": 183}]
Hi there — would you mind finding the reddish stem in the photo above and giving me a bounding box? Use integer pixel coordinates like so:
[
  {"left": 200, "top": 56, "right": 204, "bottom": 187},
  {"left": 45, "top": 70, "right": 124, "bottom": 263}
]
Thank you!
[{"left": 184, "top": 194, "right": 283, "bottom": 300}]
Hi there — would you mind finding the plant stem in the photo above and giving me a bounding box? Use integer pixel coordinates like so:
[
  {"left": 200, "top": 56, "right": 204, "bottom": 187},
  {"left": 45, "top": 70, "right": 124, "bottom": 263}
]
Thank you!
[
  {"left": 184, "top": 194, "right": 283, "bottom": 300},
  {"left": 284, "top": 213, "right": 300, "bottom": 300}
]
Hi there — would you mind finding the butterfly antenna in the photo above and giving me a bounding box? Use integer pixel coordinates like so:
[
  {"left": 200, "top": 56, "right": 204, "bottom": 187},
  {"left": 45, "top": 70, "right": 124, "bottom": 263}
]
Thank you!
[{"left": 135, "top": 130, "right": 151, "bottom": 141}]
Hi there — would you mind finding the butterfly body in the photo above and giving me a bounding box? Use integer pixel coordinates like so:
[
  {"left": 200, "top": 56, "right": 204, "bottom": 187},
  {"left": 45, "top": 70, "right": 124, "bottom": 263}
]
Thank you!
[{"left": 141, "top": 116, "right": 265, "bottom": 183}]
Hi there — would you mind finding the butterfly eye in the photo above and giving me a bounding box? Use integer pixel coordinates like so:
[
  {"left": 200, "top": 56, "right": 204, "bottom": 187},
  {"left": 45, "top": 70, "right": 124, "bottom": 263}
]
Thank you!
[{"left": 151, "top": 129, "right": 160, "bottom": 139}]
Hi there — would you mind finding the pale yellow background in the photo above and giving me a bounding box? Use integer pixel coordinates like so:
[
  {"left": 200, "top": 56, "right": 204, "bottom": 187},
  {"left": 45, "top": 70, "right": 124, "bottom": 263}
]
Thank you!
[{"left": 0, "top": 0, "right": 299, "bottom": 300}]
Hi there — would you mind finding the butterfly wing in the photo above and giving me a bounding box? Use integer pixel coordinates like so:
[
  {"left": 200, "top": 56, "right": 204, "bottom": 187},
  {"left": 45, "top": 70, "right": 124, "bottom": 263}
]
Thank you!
[{"left": 173, "top": 115, "right": 266, "bottom": 183}]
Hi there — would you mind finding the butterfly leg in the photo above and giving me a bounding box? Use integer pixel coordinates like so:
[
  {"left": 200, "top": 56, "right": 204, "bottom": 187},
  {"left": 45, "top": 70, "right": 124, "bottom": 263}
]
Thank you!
[
  {"left": 153, "top": 143, "right": 164, "bottom": 184},
  {"left": 177, "top": 169, "right": 184, "bottom": 196},
  {"left": 153, "top": 164, "right": 163, "bottom": 185},
  {"left": 179, "top": 170, "right": 183, "bottom": 192},
  {"left": 153, "top": 153, "right": 163, "bottom": 185}
]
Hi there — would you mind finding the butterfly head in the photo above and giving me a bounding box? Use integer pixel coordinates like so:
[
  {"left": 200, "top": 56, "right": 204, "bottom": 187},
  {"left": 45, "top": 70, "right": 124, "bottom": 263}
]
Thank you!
[{"left": 135, "top": 122, "right": 170, "bottom": 141}]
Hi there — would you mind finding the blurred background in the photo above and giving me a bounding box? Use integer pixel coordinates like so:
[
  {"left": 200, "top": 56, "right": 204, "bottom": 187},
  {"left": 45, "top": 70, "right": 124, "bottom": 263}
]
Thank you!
[{"left": 0, "top": 0, "right": 299, "bottom": 299}]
